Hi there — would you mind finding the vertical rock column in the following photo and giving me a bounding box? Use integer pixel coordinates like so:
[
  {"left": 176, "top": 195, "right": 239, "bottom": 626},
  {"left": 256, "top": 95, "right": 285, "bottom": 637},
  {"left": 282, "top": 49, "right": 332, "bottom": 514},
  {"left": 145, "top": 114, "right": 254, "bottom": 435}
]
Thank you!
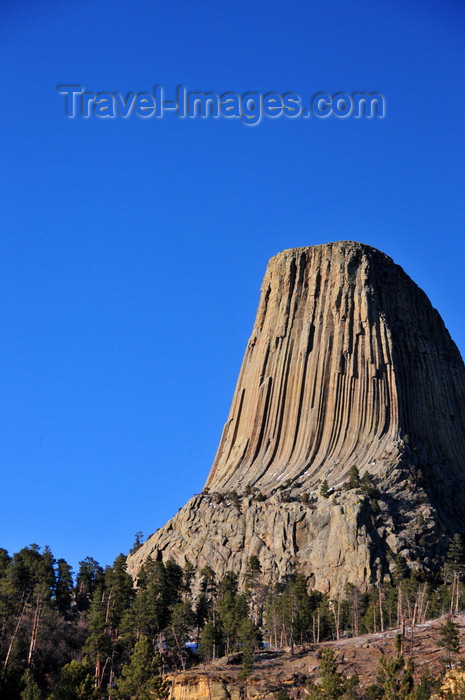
[{"left": 205, "top": 242, "right": 465, "bottom": 511}]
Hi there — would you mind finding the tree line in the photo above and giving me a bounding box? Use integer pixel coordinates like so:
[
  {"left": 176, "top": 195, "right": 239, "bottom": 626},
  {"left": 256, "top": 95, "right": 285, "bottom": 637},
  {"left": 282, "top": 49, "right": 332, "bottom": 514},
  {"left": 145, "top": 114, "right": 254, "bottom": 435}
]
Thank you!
[{"left": 1, "top": 531, "right": 465, "bottom": 699}]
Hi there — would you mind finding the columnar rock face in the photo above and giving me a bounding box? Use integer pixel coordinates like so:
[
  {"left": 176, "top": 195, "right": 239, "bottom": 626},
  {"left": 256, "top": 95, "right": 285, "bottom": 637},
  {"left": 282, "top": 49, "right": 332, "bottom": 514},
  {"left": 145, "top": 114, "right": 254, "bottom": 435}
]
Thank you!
[
  {"left": 206, "top": 242, "right": 465, "bottom": 505},
  {"left": 127, "top": 242, "right": 465, "bottom": 591}
]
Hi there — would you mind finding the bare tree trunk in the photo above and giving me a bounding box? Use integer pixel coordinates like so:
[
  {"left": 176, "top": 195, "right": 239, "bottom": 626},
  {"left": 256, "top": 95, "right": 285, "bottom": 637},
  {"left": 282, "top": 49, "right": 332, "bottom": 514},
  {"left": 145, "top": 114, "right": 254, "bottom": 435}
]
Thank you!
[
  {"left": 378, "top": 584, "right": 384, "bottom": 632},
  {"left": 108, "top": 652, "right": 115, "bottom": 700},
  {"left": 171, "top": 624, "right": 186, "bottom": 670},
  {"left": 105, "top": 589, "right": 113, "bottom": 624},
  {"left": 353, "top": 589, "right": 360, "bottom": 638},
  {"left": 95, "top": 651, "right": 101, "bottom": 688},
  {"left": 397, "top": 585, "right": 403, "bottom": 628},
  {"left": 330, "top": 600, "right": 340, "bottom": 640},
  {"left": 4, "top": 594, "right": 28, "bottom": 668},
  {"left": 101, "top": 656, "right": 110, "bottom": 689},
  {"left": 27, "top": 595, "right": 42, "bottom": 666}
]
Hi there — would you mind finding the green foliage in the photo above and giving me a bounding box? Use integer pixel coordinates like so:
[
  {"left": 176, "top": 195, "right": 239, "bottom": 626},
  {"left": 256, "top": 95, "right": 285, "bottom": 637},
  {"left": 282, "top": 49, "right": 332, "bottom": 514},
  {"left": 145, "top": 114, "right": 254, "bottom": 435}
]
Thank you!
[
  {"left": 238, "top": 617, "right": 260, "bottom": 679},
  {"left": 217, "top": 585, "right": 248, "bottom": 654},
  {"left": 439, "top": 616, "right": 460, "bottom": 667},
  {"left": 195, "top": 565, "right": 217, "bottom": 628},
  {"left": 317, "top": 647, "right": 345, "bottom": 699},
  {"left": 226, "top": 490, "right": 241, "bottom": 509},
  {"left": 264, "top": 574, "right": 324, "bottom": 647},
  {"left": 307, "top": 647, "right": 359, "bottom": 700},
  {"left": 48, "top": 660, "right": 97, "bottom": 700},
  {"left": 320, "top": 480, "right": 330, "bottom": 498},
  {"left": 104, "top": 555, "right": 135, "bottom": 637},
  {"left": 113, "top": 636, "right": 170, "bottom": 699},
  {"left": 55, "top": 558, "right": 73, "bottom": 616},
  {"left": 20, "top": 668, "right": 42, "bottom": 700},
  {"left": 275, "top": 690, "right": 292, "bottom": 700},
  {"left": 130, "top": 531, "right": 144, "bottom": 554},
  {"left": 375, "top": 653, "right": 414, "bottom": 700},
  {"left": 447, "top": 534, "right": 465, "bottom": 576},
  {"left": 199, "top": 620, "right": 222, "bottom": 661},
  {"left": 393, "top": 555, "right": 409, "bottom": 584},
  {"left": 82, "top": 589, "right": 113, "bottom": 684},
  {"left": 1, "top": 531, "right": 465, "bottom": 698},
  {"left": 182, "top": 560, "right": 195, "bottom": 598},
  {"left": 360, "top": 471, "right": 379, "bottom": 497},
  {"left": 409, "top": 673, "right": 435, "bottom": 700},
  {"left": 348, "top": 465, "right": 361, "bottom": 489},
  {"left": 10, "top": 544, "right": 55, "bottom": 599},
  {"left": 168, "top": 601, "right": 196, "bottom": 668},
  {"left": 75, "top": 557, "right": 104, "bottom": 611}
]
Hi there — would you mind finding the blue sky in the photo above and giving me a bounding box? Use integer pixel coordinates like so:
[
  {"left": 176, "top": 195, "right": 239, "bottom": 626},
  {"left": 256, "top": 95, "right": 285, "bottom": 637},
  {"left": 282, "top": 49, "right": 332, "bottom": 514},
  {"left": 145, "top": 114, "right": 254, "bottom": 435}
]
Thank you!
[{"left": 1, "top": 0, "right": 464, "bottom": 573}]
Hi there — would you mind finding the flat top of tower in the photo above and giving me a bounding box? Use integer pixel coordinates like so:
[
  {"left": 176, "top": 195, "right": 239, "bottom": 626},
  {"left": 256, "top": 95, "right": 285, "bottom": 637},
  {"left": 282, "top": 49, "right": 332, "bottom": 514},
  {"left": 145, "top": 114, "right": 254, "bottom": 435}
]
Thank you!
[
  {"left": 266, "top": 242, "right": 398, "bottom": 275},
  {"left": 270, "top": 241, "right": 392, "bottom": 263}
]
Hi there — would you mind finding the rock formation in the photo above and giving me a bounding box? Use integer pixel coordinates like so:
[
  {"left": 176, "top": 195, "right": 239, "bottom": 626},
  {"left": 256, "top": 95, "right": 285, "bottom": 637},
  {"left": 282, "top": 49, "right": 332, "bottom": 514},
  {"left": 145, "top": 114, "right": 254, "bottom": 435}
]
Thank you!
[{"left": 127, "top": 242, "right": 465, "bottom": 592}]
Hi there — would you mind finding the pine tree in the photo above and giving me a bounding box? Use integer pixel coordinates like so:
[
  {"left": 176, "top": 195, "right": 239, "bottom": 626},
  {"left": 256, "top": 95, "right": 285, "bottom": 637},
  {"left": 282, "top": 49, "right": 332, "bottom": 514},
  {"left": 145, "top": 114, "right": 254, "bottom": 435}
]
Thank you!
[
  {"left": 199, "top": 620, "right": 222, "bottom": 661},
  {"left": 82, "top": 589, "right": 113, "bottom": 689},
  {"left": 347, "top": 466, "right": 361, "bottom": 489},
  {"left": 446, "top": 533, "right": 465, "bottom": 613},
  {"left": 132, "top": 558, "right": 173, "bottom": 643},
  {"left": 113, "top": 636, "right": 170, "bottom": 699},
  {"left": 315, "top": 647, "right": 345, "bottom": 699},
  {"left": 55, "top": 558, "right": 73, "bottom": 616},
  {"left": 320, "top": 480, "right": 330, "bottom": 498},
  {"left": 446, "top": 534, "right": 465, "bottom": 574},
  {"left": 164, "top": 560, "right": 184, "bottom": 609},
  {"left": 307, "top": 647, "right": 359, "bottom": 700},
  {"left": 19, "top": 668, "right": 41, "bottom": 700},
  {"left": 244, "top": 556, "right": 264, "bottom": 625},
  {"left": 104, "top": 554, "right": 134, "bottom": 639},
  {"left": 439, "top": 616, "right": 460, "bottom": 668},
  {"left": 275, "top": 691, "right": 291, "bottom": 700},
  {"left": 75, "top": 557, "right": 104, "bottom": 611},
  {"left": 169, "top": 601, "right": 196, "bottom": 669},
  {"left": 182, "top": 561, "right": 195, "bottom": 601},
  {"left": 196, "top": 565, "right": 217, "bottom": 629},
  {"left": 376, "top": 653, "right": 414, "bottom": 700},
  {"left": 360, "top": 471, "right": 378, "bottom": 497},
  {"left": 48, "top": 660, "right": 97, "bottom": 700},
  {"left": 238, "top": 617, "right": 259, "bottom": 680},
  {"left": 217, "top": 585, "right": 248, "bottom": 654},
  {"left": 130, "top": 531, "right": 144, "bottom": 554}
]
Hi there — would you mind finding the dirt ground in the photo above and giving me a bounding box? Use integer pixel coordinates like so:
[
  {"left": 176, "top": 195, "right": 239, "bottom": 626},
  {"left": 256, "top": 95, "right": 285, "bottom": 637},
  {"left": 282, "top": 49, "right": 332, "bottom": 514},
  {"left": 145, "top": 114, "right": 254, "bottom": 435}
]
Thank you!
[{"left": 180, "top": 613, "right": 465, "bottom": 697}]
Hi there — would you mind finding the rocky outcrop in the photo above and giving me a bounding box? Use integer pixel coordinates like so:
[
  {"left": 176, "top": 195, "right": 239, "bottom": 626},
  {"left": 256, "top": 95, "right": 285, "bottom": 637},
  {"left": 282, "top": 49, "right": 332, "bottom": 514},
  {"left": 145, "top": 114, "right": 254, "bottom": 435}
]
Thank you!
[
  {"left": 128, "top": 242, "right": 465, "bottom": 591},
  {"left": 206, "top": 242, "right": 465, "bottom": 512},
  {"left": 127, "top": 490, "right": 375, "bottom": 593},
  {"left": 166, "top": 674, "right": 242, "bottom": 700},
  {"left": 165, "top": 673, "right": 268, "bottom": 700}
]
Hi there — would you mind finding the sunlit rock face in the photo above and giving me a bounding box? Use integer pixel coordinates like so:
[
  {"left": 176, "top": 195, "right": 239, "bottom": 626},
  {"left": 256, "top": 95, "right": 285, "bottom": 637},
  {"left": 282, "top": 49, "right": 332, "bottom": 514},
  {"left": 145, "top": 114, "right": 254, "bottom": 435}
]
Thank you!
[
  {"left": 206, "top": 242, "right": 465, "bottom": 506},
  {"left": 127, "top": 242, "right": 465, "bottom": 592}
]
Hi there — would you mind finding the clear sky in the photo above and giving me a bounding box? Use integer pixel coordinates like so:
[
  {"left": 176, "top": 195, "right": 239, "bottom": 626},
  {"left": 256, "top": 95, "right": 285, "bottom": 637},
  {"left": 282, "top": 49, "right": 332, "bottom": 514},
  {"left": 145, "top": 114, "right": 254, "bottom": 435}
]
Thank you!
[{"left": 1, "top": 0, "right": 464, "bottom": 574}]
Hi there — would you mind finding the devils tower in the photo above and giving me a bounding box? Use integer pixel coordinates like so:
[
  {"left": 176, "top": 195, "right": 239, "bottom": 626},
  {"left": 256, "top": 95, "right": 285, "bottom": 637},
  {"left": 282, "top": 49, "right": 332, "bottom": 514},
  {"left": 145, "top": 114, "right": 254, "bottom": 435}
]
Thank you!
[{"left": 127, "top": 242, "right": 465, "bottom": 593}]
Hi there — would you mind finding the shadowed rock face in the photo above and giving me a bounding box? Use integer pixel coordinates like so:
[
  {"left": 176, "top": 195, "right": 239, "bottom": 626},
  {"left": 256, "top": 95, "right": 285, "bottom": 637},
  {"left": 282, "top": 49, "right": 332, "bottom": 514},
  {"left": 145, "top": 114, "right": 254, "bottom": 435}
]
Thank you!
[{"left": 127, "top": 242, "right": 465, "bottom": 591}]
